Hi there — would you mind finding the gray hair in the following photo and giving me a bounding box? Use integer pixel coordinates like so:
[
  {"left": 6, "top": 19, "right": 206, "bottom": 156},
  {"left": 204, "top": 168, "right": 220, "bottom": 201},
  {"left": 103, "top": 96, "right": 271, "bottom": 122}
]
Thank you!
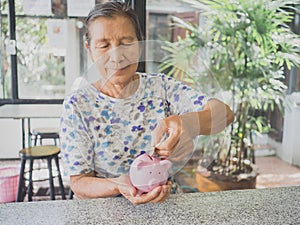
[{"left": 85, "top": 1, "right": 143, "bottom": 45}]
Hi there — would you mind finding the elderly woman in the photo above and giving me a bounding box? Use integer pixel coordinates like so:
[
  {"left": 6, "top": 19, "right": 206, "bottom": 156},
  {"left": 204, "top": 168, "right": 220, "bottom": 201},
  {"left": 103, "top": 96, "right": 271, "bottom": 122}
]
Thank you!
[{"left": 60, "top": 1, "right": 234, "bottom": 205}]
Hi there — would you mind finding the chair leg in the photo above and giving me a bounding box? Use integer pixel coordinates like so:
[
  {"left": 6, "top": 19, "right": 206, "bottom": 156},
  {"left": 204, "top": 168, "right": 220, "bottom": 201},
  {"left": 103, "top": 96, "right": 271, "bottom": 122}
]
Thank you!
[
  {"left": 27, "top": 159, "right": 34, "bottom": 201},
  {"left": 54, "top": 138, "right": 57, "bottom": 146},
  {"left": 33, "top": 135, "right": 38, "bottom": 146},
  {"left": 47, "top": 157, "right": 55, "bottom": 200},
  {"left": 54, "top": 155, "right": 66, "bottom": 200},
  {"left": 69, "top": 189, "right": 74, "bottom": 199},
  {"left": 17, "top": 157, "right": 26, "bottom": 202}
]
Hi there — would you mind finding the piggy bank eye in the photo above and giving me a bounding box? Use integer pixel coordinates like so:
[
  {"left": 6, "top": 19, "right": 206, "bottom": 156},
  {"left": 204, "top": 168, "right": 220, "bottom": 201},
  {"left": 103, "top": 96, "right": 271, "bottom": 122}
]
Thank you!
[
  {"left": 149, "top": 172, "right": 152, "bottom": 174},
  {"left": 158, "top": 172, "right": 161, "bottom": 174}
]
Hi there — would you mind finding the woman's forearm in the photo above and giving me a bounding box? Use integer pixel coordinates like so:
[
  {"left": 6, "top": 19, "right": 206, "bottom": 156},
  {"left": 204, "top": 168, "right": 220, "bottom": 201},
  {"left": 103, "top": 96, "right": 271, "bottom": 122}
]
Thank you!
[
  {"left": 181, "top": 99, "right": 234, "bottom": 136},
  {"left": 199, "top": 98, "right": 234, "bottom": 135},
  {"left": 70, "top": 172, "right": 121, "bottom": 199}
]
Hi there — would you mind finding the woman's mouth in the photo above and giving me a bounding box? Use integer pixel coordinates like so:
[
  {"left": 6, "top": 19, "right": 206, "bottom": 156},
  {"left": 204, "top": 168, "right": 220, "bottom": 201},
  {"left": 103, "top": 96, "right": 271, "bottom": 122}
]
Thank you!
[{"left": 107, "top": 64, "right": 130, "bottom": 74}]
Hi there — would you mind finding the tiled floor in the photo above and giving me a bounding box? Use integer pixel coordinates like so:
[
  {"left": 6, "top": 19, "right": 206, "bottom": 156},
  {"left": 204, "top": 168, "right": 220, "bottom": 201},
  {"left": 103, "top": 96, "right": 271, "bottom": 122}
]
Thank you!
[
  {"left": 1, "top": 155, "right": 300, "bottom": 201},
  {"left": 255, "top": 156, "right": 300, "bottom": 188}
]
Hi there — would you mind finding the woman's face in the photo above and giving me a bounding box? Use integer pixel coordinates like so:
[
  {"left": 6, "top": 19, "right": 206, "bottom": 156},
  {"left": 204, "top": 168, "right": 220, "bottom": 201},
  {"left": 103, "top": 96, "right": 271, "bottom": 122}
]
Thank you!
[{"left": 86, "top": 15, "right": 140, "bottom": 86}]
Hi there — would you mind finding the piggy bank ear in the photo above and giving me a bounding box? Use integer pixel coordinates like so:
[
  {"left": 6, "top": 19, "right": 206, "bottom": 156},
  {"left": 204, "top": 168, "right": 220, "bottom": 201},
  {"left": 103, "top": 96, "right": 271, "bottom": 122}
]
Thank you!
[
  {"left": 135, "top": 161, "right": 146, "bottom": 170},
  {"left": 160, "top": 160, "right": 172, "bottom": 170}
]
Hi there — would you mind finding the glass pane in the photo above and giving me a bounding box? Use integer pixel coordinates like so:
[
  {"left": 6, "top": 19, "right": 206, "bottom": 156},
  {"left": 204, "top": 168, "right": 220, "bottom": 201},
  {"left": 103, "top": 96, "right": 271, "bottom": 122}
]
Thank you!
[
  {"left": 146, "top": 0, "right": 196, "bottom": 73},
  {"left": 147, "top": 12, "right": 172, "bottom": 73},
  {"left": 1, "top": 0, "right": 92, "bottom": 100},
  {"left": 16, "top": 16, "right": 66, "bottom": 99},
  {"left": 15, "top": 0, "right": 66, "bottom": 99},
  {"left": 0, "top": 0, "right": 11, "bottom": 99}
]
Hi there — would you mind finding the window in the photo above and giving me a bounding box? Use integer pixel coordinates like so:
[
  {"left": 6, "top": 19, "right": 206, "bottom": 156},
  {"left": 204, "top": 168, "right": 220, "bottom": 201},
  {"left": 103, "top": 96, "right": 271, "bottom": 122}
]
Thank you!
[{"left": 0, "top": 0, "right": 89, "bottom": 102}]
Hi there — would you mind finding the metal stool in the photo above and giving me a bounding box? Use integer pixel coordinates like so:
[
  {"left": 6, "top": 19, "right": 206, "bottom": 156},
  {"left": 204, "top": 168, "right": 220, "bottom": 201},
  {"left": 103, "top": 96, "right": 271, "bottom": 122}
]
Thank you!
[
  {"left": 31, "top": 127, "right": 59, "bottom": 146},
  {"left": 17, "top": 145, "right": 66, "bottom": 202}
]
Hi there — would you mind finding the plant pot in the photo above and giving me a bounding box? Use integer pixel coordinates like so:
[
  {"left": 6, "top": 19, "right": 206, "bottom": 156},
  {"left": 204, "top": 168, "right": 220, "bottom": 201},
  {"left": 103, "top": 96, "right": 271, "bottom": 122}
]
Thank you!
[{"left": 195, "top": 165, "right": 258, "bottom": 192}]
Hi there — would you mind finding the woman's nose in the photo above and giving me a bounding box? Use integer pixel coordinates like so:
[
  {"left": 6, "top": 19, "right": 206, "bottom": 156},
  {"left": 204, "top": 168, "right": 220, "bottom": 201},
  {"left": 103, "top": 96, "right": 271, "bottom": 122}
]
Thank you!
[{"left": 109, "top": 47, "right": 125, "bottom": 63}]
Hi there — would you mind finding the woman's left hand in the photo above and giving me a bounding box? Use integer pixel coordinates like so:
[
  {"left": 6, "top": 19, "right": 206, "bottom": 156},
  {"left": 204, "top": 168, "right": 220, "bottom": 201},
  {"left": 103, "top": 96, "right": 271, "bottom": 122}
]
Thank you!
[{"left": 151, "top": 115, "right": 182, "bottom": 157}]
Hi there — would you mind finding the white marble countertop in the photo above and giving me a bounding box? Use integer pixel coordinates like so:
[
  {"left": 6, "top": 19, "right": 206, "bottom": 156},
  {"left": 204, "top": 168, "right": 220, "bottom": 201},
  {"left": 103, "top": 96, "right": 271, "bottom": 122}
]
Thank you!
[
  {"left": 0, "top": 186, "right": 299, "bottom": 225},
  {"left": 0, "top": 104, "right": 62, "bottom": 119}
]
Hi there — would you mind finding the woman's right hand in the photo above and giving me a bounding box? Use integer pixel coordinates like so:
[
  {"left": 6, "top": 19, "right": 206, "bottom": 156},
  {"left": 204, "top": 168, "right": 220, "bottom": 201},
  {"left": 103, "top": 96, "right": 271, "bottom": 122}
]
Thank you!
[
  {"left": 114, "top": 175, "right": 171, "bottom": 205},
  {"left": 113, "top": 174, "right": 136, "bottom": 198}
]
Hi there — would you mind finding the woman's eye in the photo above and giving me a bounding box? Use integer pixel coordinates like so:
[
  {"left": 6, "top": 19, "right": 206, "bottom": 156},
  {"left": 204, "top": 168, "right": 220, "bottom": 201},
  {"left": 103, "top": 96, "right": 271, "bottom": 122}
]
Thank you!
[
  {"left": 95, "top": 44, "right": 109, "bottom": 49},
  {"left": 122, "top": 43, "right": 134, "bottom": 47}
]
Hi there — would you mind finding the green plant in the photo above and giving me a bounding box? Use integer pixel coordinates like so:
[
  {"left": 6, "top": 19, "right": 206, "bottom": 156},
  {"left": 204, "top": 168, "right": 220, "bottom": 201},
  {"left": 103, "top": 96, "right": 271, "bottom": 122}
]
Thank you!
[{"left": 160, "top": 0, "right": 300, "bottom": 177}]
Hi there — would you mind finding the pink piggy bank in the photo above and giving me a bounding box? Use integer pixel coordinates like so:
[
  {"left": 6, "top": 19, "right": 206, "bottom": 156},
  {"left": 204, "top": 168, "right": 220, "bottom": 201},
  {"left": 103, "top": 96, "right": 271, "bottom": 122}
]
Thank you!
[{"left": 129, "top": 153, "right": 172, "bottom": 195}]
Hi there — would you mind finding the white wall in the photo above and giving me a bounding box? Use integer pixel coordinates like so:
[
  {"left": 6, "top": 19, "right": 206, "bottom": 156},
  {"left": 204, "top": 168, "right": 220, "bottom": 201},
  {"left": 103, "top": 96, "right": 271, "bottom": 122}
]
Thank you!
[
  {"left": 0, "top": 119, "right": 22, "bottom": 158},
  {"left": 280, "top": 92, "right": 300, "bottom": 166},
  {"left": 0, "top": 118, "right": 60, "bottom": 159}
]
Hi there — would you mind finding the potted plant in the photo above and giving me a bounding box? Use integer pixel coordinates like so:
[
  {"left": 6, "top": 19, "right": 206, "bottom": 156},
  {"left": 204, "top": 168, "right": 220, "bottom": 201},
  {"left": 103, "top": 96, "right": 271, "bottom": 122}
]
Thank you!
[{"left": 160, "top": 0, "right": 300, "bottom": 191}]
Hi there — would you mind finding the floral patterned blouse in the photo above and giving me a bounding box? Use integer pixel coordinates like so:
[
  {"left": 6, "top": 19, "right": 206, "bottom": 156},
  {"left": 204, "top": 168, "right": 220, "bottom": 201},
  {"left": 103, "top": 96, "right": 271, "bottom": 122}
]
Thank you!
[{"left": 60, "top": 73, "right": 207, "bottom": 178}]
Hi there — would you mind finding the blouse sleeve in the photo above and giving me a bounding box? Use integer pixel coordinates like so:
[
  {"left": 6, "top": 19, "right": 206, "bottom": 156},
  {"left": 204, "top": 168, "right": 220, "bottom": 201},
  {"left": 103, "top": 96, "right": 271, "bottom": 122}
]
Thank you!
[
  {"left": 164, "top": 75, "right": 209, "bottom": 114},
  {"left": 59, "top": 95, "right": 95, "bottom": 176}
]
